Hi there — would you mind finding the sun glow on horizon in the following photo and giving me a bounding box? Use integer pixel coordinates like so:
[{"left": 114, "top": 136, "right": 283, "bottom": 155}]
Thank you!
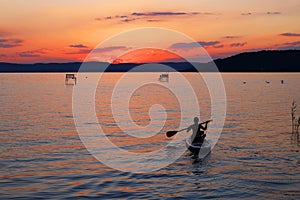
[{"left": 111, "top": 48, "right": 186, "bottom": 64}]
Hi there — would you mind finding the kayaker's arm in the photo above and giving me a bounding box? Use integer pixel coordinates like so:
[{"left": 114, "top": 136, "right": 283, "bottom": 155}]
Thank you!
[
  {"left": 186, "top": 125, "right": 192, "bottom": 132},
  {"left": 200, "top": 122, "right": 208, "bottom": 131}
]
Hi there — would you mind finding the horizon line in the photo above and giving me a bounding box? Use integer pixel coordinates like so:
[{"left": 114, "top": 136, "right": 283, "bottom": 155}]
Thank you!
[{"left": 0, "top": 49, "right": 298, "bottom": 65}]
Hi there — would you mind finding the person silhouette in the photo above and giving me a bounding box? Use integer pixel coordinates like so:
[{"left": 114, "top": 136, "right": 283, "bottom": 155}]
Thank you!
[{"left": 187, "top": 117, "right": 210, "bottom": 145}]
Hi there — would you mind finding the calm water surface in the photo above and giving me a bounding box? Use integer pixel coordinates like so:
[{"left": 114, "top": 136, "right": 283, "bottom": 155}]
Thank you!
[{"left": 1, "top": 73, "right": 300, "bottom": 199}]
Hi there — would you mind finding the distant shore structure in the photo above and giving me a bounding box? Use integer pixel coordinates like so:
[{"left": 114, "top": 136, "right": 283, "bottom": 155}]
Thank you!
[
  {"left": 159, "top": 73, "right": 169, "bottom": 82},
  {"left": 65, "top": 74, "right": 77, "bottom": 85}
]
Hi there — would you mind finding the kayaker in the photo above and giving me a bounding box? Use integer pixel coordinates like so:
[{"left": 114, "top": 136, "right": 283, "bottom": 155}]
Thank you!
[{"left": 187, "top": 117, "right": 209, "bottom": 145}]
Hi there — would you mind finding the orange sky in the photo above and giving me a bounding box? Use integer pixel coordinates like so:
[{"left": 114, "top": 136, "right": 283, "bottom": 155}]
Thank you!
[{"left": 0, "top": 0, "right": 299, "bottom": 63}]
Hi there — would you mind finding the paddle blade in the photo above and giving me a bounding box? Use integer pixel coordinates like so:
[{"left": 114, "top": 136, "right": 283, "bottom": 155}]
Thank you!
[{"left": 166, "top": 131, "right": 178, "bottom": 138}]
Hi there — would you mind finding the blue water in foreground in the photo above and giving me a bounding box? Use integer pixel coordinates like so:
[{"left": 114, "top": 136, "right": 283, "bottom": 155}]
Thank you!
[{"left": 1, "top": 73, "right": 300, "bottom": 199}]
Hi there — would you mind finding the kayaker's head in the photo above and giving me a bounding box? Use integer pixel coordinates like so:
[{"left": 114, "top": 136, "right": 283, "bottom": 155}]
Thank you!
[{"left": 194, "top": 117, "right": 199, "bottom": 124}]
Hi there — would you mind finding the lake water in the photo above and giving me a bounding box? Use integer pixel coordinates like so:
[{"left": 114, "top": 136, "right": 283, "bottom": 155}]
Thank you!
[{"left": 1, "top": 73, "right": 300, "bottom": 199}]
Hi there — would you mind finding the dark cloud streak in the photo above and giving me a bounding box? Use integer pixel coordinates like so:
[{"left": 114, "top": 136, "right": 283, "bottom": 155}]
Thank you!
[
  {"left": 266, "top": 11, "right": 281, "bottom": 15},
  {"left": 241, "top": 12, "right": 252, "bottom": 16},
  {"left": 0, "top": 38, "right": 23, "bottom": 48},
  {"left": 280, "top": 33, "right": 300, "bottom": 37},
  {"left": 230, "top": 42, "right": 247, "bottom": 47},
  {"left": 223, "top": 36, "right": 240, "bottom": 39},
  {"left": 132, "top": 12, "right": 188, "bottom": 16},
  {"left": 276, "top": 41, "right": 300, "bottom": 50},
  {"left": 17, "top": 49, "right": 47, "bottom": 58},
  {"left": 241, "top": 11, "right": 282, "bottom": 16},
  {"left": 95, "top": 11, "right": 214, "bottom": 24},
  {"left": 147, "top": 19, "right": 161, "bottom": 22},
  {"left": 131, "top": 11, "right": 215, "bottom": 16},
  {"left": 66, "top": 49, "right": 92, "bottom": 55},
  {"left": 121, "top": 18, "right": 137, "bottom": 23},
  {"left": 66, "top": 46, "right": 129, "bottom": 55},
  {"left": 94, "top": 46, "right": 129, "bottom": 53},
  {"left": 69, "top": 44, "right": 89, "bottom": 48},
  {"left": 213, "top": 44, "right": 224, "bottom": 48},
  {"left": 171, "top": 41, "right": 220, "bottom": 49}
]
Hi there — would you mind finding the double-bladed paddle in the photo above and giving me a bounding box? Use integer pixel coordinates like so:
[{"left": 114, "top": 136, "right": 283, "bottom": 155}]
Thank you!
[{"left": 166, "top": 119, "right": 212, "bottom": 138}]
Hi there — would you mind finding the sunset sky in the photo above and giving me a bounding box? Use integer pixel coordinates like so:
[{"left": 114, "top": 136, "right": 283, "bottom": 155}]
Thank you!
[{"left": 0, "top": 0, "right": 299, "bottom": 63}]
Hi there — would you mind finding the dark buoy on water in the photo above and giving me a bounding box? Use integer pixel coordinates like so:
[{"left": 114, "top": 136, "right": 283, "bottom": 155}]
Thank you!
[
  {"left": 281, "top": 80, "right": 284, "bottom": 84},
  {"left": 265, "top": 81, "right": 270, "bottom": 84},
  {"left": 243, "top": 81, "right": 247, "bottom": 84}
]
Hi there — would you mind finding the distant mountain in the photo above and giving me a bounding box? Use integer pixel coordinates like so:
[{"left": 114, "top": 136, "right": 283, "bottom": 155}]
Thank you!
[
  {"left": 0, "top": 50, "right": 299, "bottom": 72},
  {"left": 212, "top": 50, "right": 300, "bottom": 72}
]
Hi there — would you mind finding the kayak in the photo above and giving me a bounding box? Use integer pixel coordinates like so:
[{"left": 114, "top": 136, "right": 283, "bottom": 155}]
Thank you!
[{"left": 185, "top": 136, "right": 211, "bottom": 157}]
